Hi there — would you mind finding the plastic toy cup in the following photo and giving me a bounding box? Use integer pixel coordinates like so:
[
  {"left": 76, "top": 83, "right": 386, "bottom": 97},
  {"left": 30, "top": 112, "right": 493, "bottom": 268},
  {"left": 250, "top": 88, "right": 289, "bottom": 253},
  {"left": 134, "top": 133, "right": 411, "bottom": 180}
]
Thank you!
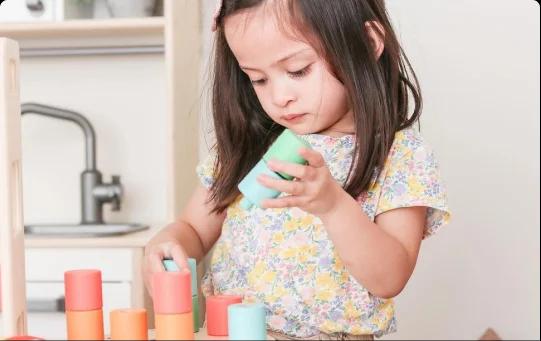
[
  {"left": 206, "top": 295, "right": 243, "bottom": 336},
  {"left": 227, "top": 303, "right": 267, "bottom": 340},
  {"left": 110, "top": 308, "right": 148, "bottom": 340},
  {"left": 263, "top": 129, "right": 311, "bottom": 180},
  {"left": 238, "top": 159, "right": 283, "bottom": 209},
  {"left": 238, "top": 129, "right": 312, "bottom": 209}
]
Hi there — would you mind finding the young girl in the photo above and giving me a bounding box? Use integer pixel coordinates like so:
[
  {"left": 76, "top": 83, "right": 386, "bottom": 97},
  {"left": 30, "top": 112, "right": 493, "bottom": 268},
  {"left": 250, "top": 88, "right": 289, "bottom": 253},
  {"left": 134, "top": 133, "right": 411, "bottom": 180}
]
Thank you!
[{"left": 144, "top": 0, "right": 451, "bottom": 339}]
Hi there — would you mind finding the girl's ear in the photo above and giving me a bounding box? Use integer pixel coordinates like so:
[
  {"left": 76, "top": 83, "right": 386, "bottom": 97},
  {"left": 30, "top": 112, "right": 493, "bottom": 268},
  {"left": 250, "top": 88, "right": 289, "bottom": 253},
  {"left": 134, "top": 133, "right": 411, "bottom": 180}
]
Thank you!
[{"left": 364, "top": 21, "right": 385, "bottom": 60}]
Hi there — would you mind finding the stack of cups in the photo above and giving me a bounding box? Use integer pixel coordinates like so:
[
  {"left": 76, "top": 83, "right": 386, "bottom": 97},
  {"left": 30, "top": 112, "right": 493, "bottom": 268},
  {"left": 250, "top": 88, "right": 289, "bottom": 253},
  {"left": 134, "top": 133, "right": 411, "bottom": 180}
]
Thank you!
[
  {"left": 238, "top": 129, "right": 312, "bottom": 209},
  {"left": 228, "top": 303, "right": 267, "bottom": 340},
  {"left": 110, "top": 308, "right": 148, "bottom": 340},
  {"left": 162, "top": 258, "right": 200, "bottom": 332},
  {"left": 64, "top": 269, "right": 104, "bottom": 340},
  {"left": 206, "top": 295, "right": 243, "bottom": 336},
  {"left": 153, "top": 264, "right": 194, "bottom": 340}
]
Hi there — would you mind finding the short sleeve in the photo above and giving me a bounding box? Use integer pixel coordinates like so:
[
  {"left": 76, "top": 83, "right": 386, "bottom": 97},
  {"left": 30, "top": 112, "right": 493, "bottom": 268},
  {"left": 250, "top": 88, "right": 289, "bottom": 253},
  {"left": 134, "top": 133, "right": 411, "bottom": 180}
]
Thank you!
[
  {"left": 196, "top": 152, "right": 217, "bottom": 190},
  {"left": 376, "top": 143, "right": 451, "bottom": 239}
]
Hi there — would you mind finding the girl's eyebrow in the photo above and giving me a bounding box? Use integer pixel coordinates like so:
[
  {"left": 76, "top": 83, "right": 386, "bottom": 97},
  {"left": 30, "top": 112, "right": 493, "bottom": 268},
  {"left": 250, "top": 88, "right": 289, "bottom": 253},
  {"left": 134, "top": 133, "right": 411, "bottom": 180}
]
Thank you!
[{"left": 240, "top": 48, "right": 313, "bottom": 71}]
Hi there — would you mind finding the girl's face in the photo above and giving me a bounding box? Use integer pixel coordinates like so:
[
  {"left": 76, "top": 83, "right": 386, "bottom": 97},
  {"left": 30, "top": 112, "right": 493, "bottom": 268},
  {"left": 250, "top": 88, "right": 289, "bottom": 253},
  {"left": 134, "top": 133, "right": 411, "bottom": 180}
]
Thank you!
[{"left": 224, "top": 5, "right": 354, "bottom": 137}]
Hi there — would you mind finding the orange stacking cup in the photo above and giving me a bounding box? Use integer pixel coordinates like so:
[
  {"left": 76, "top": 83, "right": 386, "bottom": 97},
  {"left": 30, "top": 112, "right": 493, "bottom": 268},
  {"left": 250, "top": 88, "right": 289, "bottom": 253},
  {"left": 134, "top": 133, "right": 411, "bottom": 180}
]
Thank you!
[
  {"left": 65, "top": 309, "right": 104, "bottom": 340},
  {"left": 110, "top": 308, "right": 148, "bottom": 340},
  {"left": 155, "top": 311, "right": 194, "bottom": 340},
  {"left": 152, "top": 269, "right": 192, "bottom": 314},
  {"left": 206, "top": 295, "right": 243, "bottom": 336},
  {"left": 152, "top": 269, "right": 194, "bottom": 340},
  {"left": 64, "top": 269, "right": 104, "bottom": 340}
]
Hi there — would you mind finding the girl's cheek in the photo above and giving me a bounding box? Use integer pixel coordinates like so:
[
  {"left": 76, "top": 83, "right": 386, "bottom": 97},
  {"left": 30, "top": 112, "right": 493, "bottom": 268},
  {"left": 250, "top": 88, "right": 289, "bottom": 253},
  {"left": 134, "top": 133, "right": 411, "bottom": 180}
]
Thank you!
[{"left": 255, "top": 93, "right": 273, "bottom": 115}]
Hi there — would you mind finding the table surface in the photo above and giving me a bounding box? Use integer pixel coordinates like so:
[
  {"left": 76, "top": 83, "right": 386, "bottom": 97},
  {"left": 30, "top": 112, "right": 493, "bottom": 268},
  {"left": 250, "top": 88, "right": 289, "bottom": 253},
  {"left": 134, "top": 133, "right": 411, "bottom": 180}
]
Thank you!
[{"left": 146, "top": 327, "right": 275, "bottom": 340}]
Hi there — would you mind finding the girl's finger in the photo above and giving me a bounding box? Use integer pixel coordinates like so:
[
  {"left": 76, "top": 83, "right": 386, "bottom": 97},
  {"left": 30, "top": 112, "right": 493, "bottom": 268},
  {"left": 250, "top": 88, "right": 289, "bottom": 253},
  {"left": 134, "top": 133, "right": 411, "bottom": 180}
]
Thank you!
[
  {"left": 169, "top": 245, "right": 189, "bottom": 270},
  {"left": 150, "top": 249, "right": 166, "bottom": 272},
  {"left": 267, "top": 159, "right": 313, "bottom": 180},
  {"left": 298, "top": 148, "right": 325, "bottom": 168},
  {"left": 146, "top": 252, "right": 166, "bottom": 297},
  {"left": 258, "top": 174, "right": 304, "bottom": 195},
  {"left": 261, "top": 195, "right": 299, "bottom": 209}
]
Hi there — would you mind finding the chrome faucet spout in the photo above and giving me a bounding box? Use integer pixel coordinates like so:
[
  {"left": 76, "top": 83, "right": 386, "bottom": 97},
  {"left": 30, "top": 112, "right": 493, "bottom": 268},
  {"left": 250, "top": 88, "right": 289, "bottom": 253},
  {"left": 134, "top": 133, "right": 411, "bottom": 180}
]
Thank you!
[{"left": 21, "top": 102, "right": 122, "bottom": 225}]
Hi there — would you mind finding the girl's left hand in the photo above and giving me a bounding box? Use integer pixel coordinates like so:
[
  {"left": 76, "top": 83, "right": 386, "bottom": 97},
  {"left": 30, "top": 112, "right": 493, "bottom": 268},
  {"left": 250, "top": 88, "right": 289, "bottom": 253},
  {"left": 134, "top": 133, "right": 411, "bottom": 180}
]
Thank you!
[{"left": 257, "top": 148, "right": 344, "bottom": 216}]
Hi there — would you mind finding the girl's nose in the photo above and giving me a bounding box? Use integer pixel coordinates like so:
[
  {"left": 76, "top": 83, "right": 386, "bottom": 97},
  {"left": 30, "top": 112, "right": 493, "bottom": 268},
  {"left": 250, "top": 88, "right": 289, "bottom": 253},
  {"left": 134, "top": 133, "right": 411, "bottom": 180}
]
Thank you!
[{"left": 270, "top": 81, "right": 296, "bottom": 108}]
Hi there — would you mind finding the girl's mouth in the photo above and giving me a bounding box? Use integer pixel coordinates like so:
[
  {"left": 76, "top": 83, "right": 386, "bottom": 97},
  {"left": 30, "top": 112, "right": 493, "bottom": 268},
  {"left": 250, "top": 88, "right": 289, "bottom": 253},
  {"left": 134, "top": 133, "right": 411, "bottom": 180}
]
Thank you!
[{"left": 282, "top": 113, "right": 307, "bottom": 123}]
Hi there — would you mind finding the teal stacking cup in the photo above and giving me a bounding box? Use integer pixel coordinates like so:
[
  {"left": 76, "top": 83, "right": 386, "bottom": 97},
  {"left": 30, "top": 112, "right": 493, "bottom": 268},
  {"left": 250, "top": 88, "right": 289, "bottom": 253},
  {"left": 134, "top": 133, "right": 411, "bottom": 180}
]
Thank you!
[
  {"left": 238, "top": 159, "right": 283, "bottom": 210},
  {"left": 187, "top": 258, "right": 197, "bottom": 296},
  {"left": 162, "top": 259, "right": 180, "bottom": 272},
  {"left": 263, "top": 129, "right": 312, "bottom": 180},
  {"left": 227, "top": 303, "right": 267, "bottom": 340}
]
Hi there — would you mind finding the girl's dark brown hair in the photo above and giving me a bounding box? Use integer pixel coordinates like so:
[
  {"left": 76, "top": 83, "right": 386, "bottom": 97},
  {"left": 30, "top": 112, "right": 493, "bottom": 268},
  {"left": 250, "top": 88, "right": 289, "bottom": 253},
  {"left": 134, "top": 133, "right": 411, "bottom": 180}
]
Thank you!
[{"left": 208, "top": 0, "right": 422, "bottom": 213}]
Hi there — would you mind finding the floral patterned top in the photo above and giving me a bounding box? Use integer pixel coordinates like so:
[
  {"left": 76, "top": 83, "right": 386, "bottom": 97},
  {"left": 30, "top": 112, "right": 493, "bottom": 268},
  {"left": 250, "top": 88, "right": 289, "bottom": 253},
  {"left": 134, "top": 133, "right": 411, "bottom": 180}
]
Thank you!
[{"left": 196, "top": 127, "right": 451, "bottom": 338}]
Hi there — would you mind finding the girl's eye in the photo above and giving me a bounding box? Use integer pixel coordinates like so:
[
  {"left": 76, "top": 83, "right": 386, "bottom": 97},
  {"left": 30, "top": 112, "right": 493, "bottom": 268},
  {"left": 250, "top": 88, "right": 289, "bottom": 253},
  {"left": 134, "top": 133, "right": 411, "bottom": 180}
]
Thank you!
[
  {"left": 288, "top": 65, "right": 312, "bottom": 79},
  {"left": 249, "top": 64, "right": 312, "bottom": 86},
  {"left": 251, "top": 79, "right": 267, "bottom": 86}
]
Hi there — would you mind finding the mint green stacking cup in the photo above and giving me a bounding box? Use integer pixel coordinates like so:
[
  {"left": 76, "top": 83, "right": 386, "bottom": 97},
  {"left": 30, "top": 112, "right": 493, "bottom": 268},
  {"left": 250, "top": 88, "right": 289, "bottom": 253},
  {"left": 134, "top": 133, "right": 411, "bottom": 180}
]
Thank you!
[
  {"left": 238, "top": 129, "right": 312, "bottom": 209},
  {"left": 187, "top": 258, "right": 199, "bottom": 332},
  {"left": 263, "top": 129, "right": 312, "bottom": 180}
]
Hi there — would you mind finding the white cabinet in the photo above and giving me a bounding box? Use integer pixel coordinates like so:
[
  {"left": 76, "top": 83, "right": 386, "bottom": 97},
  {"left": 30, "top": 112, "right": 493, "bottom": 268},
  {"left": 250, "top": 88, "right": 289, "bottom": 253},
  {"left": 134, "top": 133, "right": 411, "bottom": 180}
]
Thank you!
[{"left": 25, "top": 248, "right": 134, "bottom": 281}]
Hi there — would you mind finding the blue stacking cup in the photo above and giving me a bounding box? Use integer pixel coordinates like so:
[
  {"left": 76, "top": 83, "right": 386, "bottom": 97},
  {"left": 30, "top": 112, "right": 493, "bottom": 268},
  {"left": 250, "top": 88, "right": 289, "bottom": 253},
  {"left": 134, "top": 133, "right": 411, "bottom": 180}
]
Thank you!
[
  {"left": 228, "top": 303, "right": 267, "bottom": 340},
  {"left": 238, "top": 159, "right": 283, "bottom": 209}
]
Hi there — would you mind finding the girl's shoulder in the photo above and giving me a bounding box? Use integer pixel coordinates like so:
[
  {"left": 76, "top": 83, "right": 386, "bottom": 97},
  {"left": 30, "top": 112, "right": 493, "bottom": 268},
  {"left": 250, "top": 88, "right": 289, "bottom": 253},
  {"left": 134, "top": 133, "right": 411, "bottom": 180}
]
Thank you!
[
  {"left": 370, "top": 125, "right": 451, "bottom": 238},
  {"left": 196, "top": 150, "right": 218, "bottom": 190},
  {"left": 381, "top": 125, "right": 442, "bottom": 183},
  {"left": 388, "top": 125, "right": 428, "bottom": 162}
]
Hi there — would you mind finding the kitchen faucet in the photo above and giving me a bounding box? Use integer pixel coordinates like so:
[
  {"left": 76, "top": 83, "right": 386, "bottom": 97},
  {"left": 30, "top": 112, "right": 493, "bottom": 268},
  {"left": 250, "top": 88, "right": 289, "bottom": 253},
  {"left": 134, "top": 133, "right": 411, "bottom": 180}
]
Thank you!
[{"left": 21, "top": 103, "right": 147, "bottom": 236}]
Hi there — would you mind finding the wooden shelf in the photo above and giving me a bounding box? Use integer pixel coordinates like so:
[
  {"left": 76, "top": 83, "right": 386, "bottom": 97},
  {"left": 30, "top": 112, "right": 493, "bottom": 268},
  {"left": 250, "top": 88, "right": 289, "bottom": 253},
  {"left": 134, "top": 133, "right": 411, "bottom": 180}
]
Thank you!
[{"left": 0, "top": 17, "right": 165, "bottom": 39}]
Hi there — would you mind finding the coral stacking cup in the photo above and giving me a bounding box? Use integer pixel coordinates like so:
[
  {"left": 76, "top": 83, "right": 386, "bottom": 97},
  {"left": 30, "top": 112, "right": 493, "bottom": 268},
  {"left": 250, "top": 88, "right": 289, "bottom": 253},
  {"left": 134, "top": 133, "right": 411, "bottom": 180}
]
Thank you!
[
  {"left": 64, "top": 269, "right": 104, "bottom": 340},
  {"left": 206, "top": 295, "right": 243, "bottom": 336}
]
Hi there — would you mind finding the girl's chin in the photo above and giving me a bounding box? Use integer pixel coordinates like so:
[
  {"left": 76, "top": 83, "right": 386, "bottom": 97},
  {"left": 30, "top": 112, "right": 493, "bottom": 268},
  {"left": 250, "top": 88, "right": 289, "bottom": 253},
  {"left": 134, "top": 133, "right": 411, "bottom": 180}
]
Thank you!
[
  {"left": 284, "top": 126, "right": 312, "bottom": 135},
  {"left": 281, "top": 122, "right": 318, "bottom": 135}
]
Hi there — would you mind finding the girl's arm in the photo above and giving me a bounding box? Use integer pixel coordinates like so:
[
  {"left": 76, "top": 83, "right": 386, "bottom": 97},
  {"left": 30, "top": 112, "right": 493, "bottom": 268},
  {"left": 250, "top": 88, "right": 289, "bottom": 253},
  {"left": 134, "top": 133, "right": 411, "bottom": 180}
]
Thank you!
[
  {"left": 143, "top": 184, "right": 226, "bottom": 293},
  {"left": 319, "top": 194, "right": 426, "bottom": 299}
]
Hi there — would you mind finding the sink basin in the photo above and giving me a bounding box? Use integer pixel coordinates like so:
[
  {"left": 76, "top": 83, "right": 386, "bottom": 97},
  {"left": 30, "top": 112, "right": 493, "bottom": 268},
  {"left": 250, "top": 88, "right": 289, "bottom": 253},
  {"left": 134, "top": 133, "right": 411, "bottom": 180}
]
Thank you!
[{"left": 24, "top": 223, "right": 149, "bottom": 237}]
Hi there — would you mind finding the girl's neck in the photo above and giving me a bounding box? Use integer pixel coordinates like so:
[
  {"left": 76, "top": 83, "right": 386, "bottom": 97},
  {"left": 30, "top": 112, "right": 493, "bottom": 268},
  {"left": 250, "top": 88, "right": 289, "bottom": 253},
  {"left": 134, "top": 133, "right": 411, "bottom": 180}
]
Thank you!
[
  {"left": 313, "top": 110, "right": 355, "bottom": 137},
  {"left": 313, "top": 129, "right": 355, "bottom": 138},
  {"left": 313, "top": 121, "right": 355, "bottom": 137}
]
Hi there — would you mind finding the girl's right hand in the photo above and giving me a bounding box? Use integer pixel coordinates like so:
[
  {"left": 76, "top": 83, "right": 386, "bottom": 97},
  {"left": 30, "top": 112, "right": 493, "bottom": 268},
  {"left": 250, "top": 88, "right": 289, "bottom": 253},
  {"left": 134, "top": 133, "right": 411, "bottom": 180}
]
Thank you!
[{"left": 143, "top": 241, "right": 189, "bottom": 296}]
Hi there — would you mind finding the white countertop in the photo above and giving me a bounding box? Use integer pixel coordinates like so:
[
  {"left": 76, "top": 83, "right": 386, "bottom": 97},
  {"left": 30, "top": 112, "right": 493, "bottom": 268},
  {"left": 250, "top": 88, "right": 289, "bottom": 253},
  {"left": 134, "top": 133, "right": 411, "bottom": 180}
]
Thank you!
[{"left": 24, "top": 224, "right": 162, "bottom": 248}]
